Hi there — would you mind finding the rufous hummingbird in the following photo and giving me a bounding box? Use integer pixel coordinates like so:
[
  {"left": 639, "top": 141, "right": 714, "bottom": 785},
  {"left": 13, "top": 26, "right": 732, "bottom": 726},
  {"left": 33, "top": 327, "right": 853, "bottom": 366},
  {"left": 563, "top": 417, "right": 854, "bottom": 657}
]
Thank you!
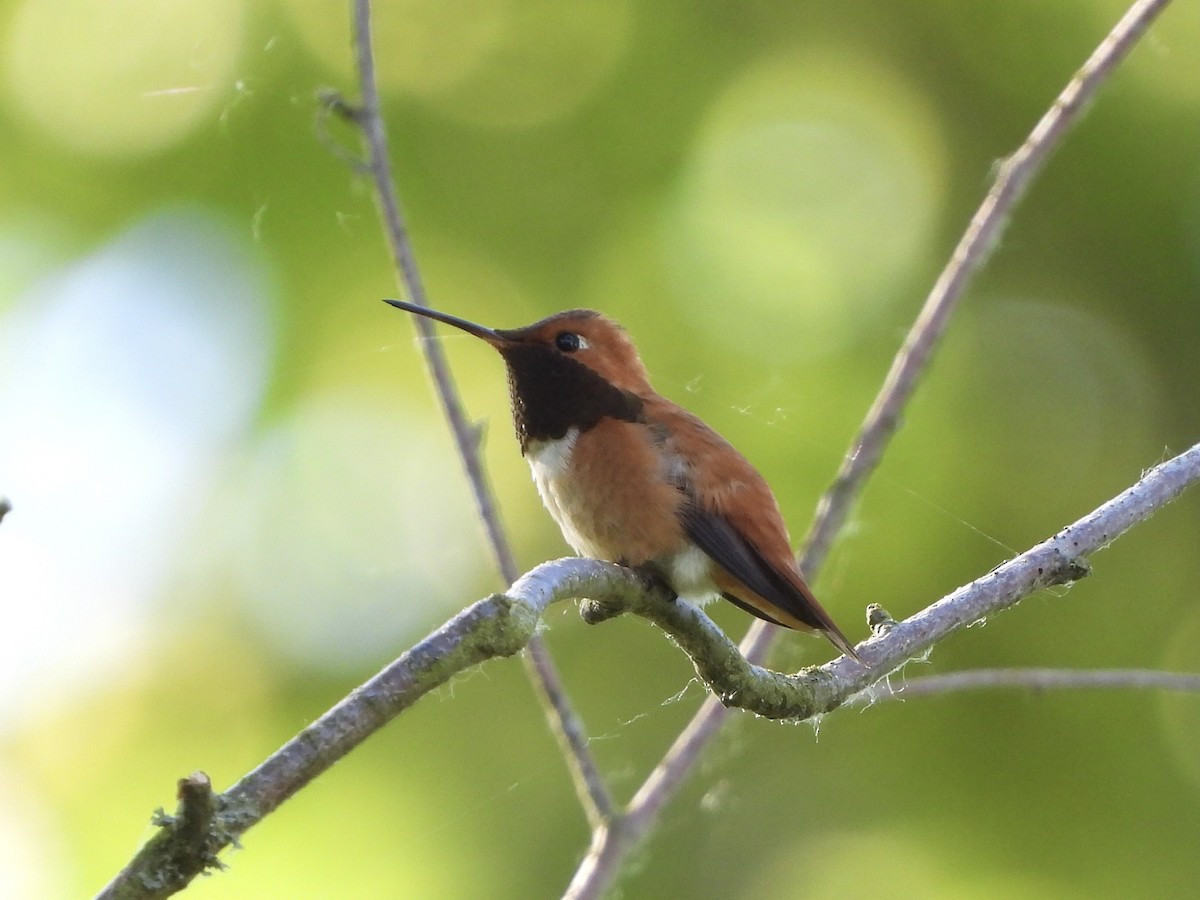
[{"left": 385, "top": 299, "right": 859, "bottom": 660}]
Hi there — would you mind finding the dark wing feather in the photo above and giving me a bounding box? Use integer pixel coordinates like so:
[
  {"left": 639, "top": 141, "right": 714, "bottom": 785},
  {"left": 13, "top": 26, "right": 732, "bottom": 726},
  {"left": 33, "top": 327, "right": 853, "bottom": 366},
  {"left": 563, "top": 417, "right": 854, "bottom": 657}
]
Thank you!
[{"left": 679, "top": 502, "right": 826, "bottom": 631}]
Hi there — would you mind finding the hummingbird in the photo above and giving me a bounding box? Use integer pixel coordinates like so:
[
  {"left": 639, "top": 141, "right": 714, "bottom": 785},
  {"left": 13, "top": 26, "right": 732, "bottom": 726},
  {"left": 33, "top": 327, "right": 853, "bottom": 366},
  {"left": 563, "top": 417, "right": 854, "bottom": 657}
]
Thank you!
[{"left": 385, "top": 299, "right": 859, "bottom": 660}]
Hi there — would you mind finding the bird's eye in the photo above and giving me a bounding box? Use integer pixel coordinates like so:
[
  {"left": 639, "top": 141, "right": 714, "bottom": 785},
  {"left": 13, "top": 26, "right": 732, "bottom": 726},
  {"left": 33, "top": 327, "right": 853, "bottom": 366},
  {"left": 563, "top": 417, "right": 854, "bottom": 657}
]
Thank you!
[{"left": 555, "top": 331, "right": 586, "bottom": 353}]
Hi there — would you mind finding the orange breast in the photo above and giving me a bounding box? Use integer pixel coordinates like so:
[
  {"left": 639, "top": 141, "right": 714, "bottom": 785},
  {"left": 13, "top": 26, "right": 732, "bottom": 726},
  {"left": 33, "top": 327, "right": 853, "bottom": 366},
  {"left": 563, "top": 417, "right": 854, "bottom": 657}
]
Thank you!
[{"left": 527, "top": 418, "right": 686, "bottom": 564}]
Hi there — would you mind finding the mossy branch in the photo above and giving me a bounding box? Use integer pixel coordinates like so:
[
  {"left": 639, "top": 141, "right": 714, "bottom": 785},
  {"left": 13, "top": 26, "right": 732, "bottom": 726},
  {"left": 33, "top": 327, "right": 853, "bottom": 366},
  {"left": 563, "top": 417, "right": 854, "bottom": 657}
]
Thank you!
[
  {"left": 96, "top": 440, "right": 1200, "bottom": 898},
  {"left": 96, "top": 1, "right": 1183, "bottom": 896}
]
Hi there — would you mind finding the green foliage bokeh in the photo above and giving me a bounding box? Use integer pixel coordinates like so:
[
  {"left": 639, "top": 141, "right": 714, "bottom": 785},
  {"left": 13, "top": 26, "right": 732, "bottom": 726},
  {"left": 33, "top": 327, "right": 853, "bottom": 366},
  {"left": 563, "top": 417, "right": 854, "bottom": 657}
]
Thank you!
[{"left": 1, "top": 1, "right": 1199, "bottom": 897}]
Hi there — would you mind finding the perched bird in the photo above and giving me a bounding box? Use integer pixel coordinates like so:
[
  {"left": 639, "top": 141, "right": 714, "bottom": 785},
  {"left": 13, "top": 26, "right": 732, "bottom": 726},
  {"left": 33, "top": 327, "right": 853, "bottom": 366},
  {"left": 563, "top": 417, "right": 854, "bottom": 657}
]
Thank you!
[{"left": 386, "top": 299, "right": 859, "bottom": 660}]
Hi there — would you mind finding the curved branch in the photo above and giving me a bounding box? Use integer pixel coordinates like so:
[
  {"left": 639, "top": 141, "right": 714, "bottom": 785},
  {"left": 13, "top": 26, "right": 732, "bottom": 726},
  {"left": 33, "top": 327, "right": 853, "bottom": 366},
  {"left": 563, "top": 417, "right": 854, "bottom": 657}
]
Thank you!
[
  {"left": 96, "top": 561, "right": 648, "bottom": 899},
  {"left": 591, "top": 442, "right": 1200, "bottom": 717},
  {"left": 95, "top": 440, "right": 1200, "bottom": 898},
  {"left": 95, "top": 1, "right": 1180, "bottom": 896}
]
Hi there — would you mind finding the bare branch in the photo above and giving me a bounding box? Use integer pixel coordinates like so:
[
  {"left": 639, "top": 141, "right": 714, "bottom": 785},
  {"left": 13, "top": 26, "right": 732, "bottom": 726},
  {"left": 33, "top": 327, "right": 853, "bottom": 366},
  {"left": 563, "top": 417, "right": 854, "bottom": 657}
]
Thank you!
[
  {"left": 347, "top": 0, "right": 612, "bottom": 826},
  {"left": 565, "top": 0, "right": 1176, "bottom": 895}
]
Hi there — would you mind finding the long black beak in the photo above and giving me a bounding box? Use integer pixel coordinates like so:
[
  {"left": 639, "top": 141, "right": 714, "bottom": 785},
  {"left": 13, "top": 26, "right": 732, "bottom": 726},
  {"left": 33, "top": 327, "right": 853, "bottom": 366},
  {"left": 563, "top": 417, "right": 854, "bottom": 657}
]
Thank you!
[{"left": 383, "top": 298, "right": 504, "bottom": 345}]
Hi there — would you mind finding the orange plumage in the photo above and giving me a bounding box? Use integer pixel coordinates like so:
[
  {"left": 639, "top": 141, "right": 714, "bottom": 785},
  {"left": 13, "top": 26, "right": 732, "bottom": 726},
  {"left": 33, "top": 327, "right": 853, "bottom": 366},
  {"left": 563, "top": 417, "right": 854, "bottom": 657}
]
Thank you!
[{"left": 386, "top": 299, "right": 859, "bottom": 660}]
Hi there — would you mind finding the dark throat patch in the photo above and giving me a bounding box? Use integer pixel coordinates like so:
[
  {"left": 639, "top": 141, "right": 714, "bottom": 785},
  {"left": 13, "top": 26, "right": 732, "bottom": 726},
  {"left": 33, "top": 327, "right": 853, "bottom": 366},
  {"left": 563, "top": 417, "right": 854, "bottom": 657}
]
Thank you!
[{"left": 500, "top": 343, "right": 643, "bottom": 451}]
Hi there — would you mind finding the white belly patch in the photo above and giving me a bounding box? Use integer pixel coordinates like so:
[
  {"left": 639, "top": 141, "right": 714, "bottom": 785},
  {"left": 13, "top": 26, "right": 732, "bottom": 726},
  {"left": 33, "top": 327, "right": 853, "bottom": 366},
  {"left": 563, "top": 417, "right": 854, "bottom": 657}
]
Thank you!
[
  {"left": 526, "top": 428, "right": 595, "bottom": 554},
  {"left": 659, "top": 543, "right": 720, "bottom": 608}
]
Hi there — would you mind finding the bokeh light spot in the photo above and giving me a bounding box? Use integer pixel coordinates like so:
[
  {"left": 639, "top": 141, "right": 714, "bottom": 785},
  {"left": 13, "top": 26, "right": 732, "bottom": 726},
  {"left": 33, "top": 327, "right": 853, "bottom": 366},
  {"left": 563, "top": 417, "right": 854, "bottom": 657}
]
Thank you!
[
  {"left": 0, "top": 769, "right": 69, "bottom": 899},
  {"left": 942, "top": 298, "right": 1160, "bottom": 482},
  {"left": 229, "top": 388, "right": 483, "bottom": 671},
  {"left": 281, "top": 0, "right": 629, "bottom": 127},
  {"left": 751, "top": 828, "right": 1094, "bottom": 899},
  {"left": 662, "top": 48, "right": 945, "bottom": 360},
  {"left": 0, "top": 208, "right": 274, "bottom": 726},
  {"left": 4, "top": 0, "right": 245, "bottom": 157},
  {"left": 280, "top": 0, "right": 505, "bottom": 96}
]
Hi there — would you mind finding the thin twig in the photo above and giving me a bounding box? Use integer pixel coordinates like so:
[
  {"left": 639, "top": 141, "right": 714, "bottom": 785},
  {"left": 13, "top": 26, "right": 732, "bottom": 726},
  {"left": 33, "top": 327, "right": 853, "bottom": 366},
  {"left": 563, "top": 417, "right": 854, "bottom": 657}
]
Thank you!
[
  {"left": 348, "top": 0, "right": 614, "bottom": 827},
  {"left": 349, "top": 0, "right": 511, "bottom": 581},
  {"left": 803, "top": 0, "right": 1173, "bottom": 581},
  {"left": 563, "top": 0, "right": 1176, "bottom": 896},
  {"left": 95, "top": 441, "right": 1200, "bottom": 898},
  {"left": 872, "top": 668, "right": 1200, "bottom": 700}
]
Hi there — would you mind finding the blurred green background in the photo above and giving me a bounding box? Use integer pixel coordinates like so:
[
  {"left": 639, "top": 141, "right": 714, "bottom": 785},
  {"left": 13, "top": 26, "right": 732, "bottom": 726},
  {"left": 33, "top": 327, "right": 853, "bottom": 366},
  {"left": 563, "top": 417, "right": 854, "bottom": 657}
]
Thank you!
[{"left": 2, "top": 0, "right": 1199, "bottom": 897}]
